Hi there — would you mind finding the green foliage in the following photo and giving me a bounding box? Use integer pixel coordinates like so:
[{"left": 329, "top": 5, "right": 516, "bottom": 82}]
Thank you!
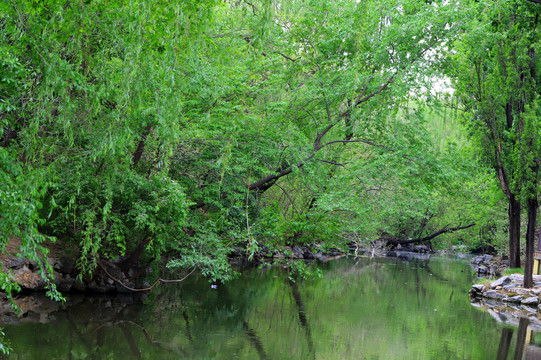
[
  {"left": 0, "top": 147, "right": 61, "bottom": 300},
  {"left": 287, "top": 260, "right": 323, "bottom": 282},
  {"left": 446, "top": 0, "right": 541, "bottom": 264},
  {"left": 1, "top": 0, "right": 514, "bottom": 296},
  {"left": 503, "top": 268, "right": 524, "bottom": 276},
  {"left": 0, "top": 327, "right": 11, "bottom": 355}
]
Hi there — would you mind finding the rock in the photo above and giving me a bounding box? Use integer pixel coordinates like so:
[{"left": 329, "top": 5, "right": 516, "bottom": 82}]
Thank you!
[
  {"left": 522, "top": 297, "right": 539, "bottom": 306},
  {"left": 302, "top": 246, "right": 314, "bottom": 260},
  {"left": 491, "top": 276, "right": 512, "bottom": 289},
  {"left": 292, "top": 246, "right": 304, "bottom": 259},
  {"left": 58, "top": 256, "right": 75, "bottom": 275},
  {"left": 504, "top": 295, "right": 523, "bottom": 303},
  {"left": 72, "top": 279, "right": 86, "bottom": 292},
  {"left": 100, "top": 260, "right": 125, "bottom": 282},
  {"left": 471, "top": 256, "right": 483, "bottom": 265},
  {"left": 476, "top": 266, "right": 487, "bottom": 274},
  {"left": 472, "top": 254, "right": 493, "bottom": 265},
  {"left": 4, "top": 257, "right": 28, "bottom": 270},
  {"left": 485, "top": 290, "right": 506, "bottom": 299},
  {"left": 116, "top": 281, "right": 135, "bottom": 294},
  {"left": 472, "top": 284, "right": 485, "bottom": 292},
  {"left": 503, "top": 283, "right": 521, "bottom": 291},
  {"left": 86, "top": 281, "right": 99, "bottom": 292},
  {"left": 509, "top": 274, "right": 524, "bottom": 282},
  {"left": 470, "top": 284, "right": 485, "bottom": 297},
  {"left": 55, "top": 276, "right": 75, "bottom": 292},
  {"left": 11, "top": 266, "right": 41, "bottom": 289}
]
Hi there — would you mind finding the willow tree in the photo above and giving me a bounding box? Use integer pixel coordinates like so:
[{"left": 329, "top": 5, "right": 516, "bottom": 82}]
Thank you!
[
  {"left": 181, "top": 0, "right": 470, "bottom": 250},
  {"left": 0, "top": 0, "right": 234, "bottom": 298},
  {"left": 1, "top": 0, "right": 470, "bottom": 299},
  {"left": 449, "top": 0, "right": 541, "bottom": 282}
]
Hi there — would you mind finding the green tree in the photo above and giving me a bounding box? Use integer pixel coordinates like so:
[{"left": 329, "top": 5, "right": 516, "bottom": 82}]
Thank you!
[
  {"left": 448, "top": 0, "right": 541, "bottom": 285},
  {"left": 0, "top": 0, "right": 479, "bottom": 299}
]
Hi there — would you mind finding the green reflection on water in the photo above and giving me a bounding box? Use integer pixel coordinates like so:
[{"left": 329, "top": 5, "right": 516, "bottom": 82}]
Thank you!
[{"left": 1, "top": 257, "right": 523, "bottom": 359}]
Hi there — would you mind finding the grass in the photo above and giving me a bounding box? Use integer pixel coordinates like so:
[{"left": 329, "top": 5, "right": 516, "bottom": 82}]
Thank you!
[
  {"left": 502, "top": 268, "right": 524, "bottom": 276},
  {"left": 474, "top": 278, "right": 494, "bottom": 286}
]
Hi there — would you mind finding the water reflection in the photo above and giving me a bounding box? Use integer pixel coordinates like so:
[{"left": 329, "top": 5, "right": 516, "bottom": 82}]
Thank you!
[
  {"left": 496, "top": 316, "right": 541, "bottom": 360},
  {"left": 0, "top": 257, "right": 536, "bottom": 359},
  {"left": 497, "top": 327, "right": 513, "bottom": 360},
  {"left": 288, "top": 278, "right": 315, "bottom": 359}
]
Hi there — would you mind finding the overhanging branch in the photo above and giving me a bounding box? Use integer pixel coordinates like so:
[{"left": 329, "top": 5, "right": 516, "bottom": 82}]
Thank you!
[{"left": 385, "top": 223, "right": 476, "bottom": 246}]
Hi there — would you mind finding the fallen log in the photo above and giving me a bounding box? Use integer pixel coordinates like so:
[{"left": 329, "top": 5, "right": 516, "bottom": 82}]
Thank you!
[{"left": 385, "top": 223, "right": 476, "bottom": 246}]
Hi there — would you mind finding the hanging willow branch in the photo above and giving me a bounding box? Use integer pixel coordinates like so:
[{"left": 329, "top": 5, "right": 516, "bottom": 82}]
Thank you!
[{"left": 98, "top": 261, "right": 198, "bottom": 292}]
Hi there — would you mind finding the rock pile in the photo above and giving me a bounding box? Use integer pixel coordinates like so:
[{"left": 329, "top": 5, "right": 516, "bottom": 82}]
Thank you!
[
  {"left": 1, "top": 254, "right": 146, "bottom": 294},
  {"left": 470, "top": 254, "right": 508, "bottom": 277},
  {"left": 470, "top": 274, "right": 541, "bottom": 328},
  {"left": 228, "top": 243, "right": 345, "bottom": 265}
]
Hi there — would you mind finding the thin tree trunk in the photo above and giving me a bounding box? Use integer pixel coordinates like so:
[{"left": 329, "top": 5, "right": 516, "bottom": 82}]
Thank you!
[
  {"left": 509, "top": 194, "right": 521, "bottom": 268},
  {"left": 132, "top": 125, "right": 152, "bottom": 168},
  {"left": 524, "top": 196, "right": 538, "bottom": 288},
  {"left": 117, "top": 236, "right": 150, "bottom": 272}
]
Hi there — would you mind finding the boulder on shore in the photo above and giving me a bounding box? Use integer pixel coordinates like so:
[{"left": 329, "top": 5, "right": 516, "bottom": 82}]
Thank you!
[{"left": 470, "top": 274, "right": 541, "bottom": 328}]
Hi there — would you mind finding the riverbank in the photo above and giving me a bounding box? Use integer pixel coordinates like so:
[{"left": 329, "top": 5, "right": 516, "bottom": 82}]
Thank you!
[
  {"left": 1, "top": 238, "right": 353, "bottom": 295},
  {"left": 2, "top": 234, "right": 474, "bottom": 296},
  {"left": 470, "top": 274, "right": 541, "bottom": 328}
]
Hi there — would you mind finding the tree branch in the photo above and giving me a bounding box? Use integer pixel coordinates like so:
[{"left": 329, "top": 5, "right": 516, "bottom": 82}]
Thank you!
[
  {"left": 98, "top": 260, "right": 198, "bottom": 292},
  {"left": 386, "top": 223, "right": 476, "bottom": 245},
  {"left": 317, "top": 159, "right": 345, "bottom": 166}
]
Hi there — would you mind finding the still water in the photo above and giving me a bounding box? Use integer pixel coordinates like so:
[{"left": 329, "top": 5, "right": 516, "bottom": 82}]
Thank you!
[{"left": 1, "top": 256, "right": 538, "bottom": 359}]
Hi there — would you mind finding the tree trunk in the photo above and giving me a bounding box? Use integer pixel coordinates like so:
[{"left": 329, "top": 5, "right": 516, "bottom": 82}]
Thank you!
[
  {"left": 132, "top": 125, "right": 152, "bottom": 168},
  {"left": 117, "top": 236, "right": 151, "bottom": 272},
  {"left": 509, "top": 194, "right": 521, "bottom": 268},
  {"left": 513, "top": 317, "right": 529, "bottom": 360},
  {"left": 524, "top": 196, "right": 538, "bottom": 288},
  {"left": 496, "top": 327, "right": 513, "bottom": 360}
]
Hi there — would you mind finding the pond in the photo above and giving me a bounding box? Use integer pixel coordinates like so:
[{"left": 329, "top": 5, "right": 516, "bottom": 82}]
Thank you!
[{"left": 1, "top": 256, "right": 538, "bottom": 359}]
